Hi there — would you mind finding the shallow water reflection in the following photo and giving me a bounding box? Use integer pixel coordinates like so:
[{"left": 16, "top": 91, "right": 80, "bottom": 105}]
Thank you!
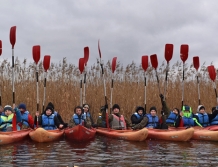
[{"left": 0, "top": 136, "right": 218, "bottom": 166}]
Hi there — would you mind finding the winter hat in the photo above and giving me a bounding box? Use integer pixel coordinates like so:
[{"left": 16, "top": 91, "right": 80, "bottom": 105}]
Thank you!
[
  {"left": 136, "top": 106, "right": 145, "bottom": 113},
  {"left": 4, "top": 105, "right": 13, "bottom": 112},
  {"left": 112, "top": 104, "right": 120, "bottom": 110},
  {"left": 47, "top": 102, "right": 54, "bottom": 110},
  {"left": 45, "top": 105, "right": 54, "bottom": 113},
  {"left": 149, "top": 106, "right": 157, "bottom": 112},
  {"left": 83, "top": 104, "right": 90, "bottom": 109},
  {"left": 197, "top": 105, "right": 205, "bottom": 113},
  {"left": 18, "top": 103, "right": 26, "bottom": 110}
]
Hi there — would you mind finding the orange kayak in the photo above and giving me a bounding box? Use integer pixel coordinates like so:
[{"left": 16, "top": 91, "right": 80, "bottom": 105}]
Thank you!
[
  {"left": 29, "top": 128, "right": 64, "bottom": 142},
  {"left": 96, "top": 128, "right": 148, "bottom": 141},
  {"left": 65, "top": 125, "right": 96, "bottom": 142},
  {"left": 191, "top": 129, "right": 218, "bottom": 141},
  {"left": 147, "top": 128, "right": 194, "bottom": 141},
  {"left": 0, "top": 129, "right": 31, "bottom": 145}
]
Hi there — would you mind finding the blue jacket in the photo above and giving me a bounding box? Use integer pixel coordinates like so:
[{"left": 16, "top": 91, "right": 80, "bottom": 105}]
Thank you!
[
  {"left": 42, "top": 114, "right": 56, "bottom": 130},
  {"left": 73, "top": 114, "right": 85, "bottom": 125},
  {"left": 146, "top": 114, "right": 159, "bottom": 128}
]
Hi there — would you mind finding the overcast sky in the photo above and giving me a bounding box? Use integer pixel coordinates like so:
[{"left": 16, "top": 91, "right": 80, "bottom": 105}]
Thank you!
[{"left": 0, "top": 0, "right": 218, "bottom": 70}]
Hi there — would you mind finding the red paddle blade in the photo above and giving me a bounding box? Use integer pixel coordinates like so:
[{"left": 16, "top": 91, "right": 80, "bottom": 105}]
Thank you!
[
  {"left": 180, "top": 44, "right": 189, "bottom": 62},
  {"left": 165, "top": 44, "right": 173, "bottom": 62},
  {"left": 10, "top": 26, "right": 16, "bottom": 49},
  {"left": 84, "top": 46, "right": 89, "bottom": 66},
  {"left": 112, "top": 57, "right": 117, "bottom": 73},
  {"left": 32, "top": 45, "right": 41, "bottom": 64},
  {"left": 208, "top": 65, "right": 216, "bottom": 81},
  {"left": 193, "top": 56, "right": 200, "bottom": 71},
  {"left": 98, "top": 40, "right": 102, "bottom": 58},
  {"left": 141, "top": 55, "right": 148, "bottom": 71},
  {"left": 43, "top": 55, "right": 51, "bottom": 72},
  {"left": 12, "top": 113, "right": 17, "bottom": 131},
  {"left": 0, "top": 40, "right": 2, "bottom": 56},
  {"left": 150, "top": 54, "right": 158, "bottom": 69},
  {"left": 79, "top": 58, "right": 85, "bottom": 74}
]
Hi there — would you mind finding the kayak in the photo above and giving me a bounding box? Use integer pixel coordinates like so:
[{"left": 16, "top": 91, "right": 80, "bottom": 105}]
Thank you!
[
  {"left": 192, "top": 129, "right": 218, "bottom": 141},
  {"left": 204, "top": 125, "right": 218, "bottom": 131},
  {"left": 29, "top": 128, "right": 64, "bottom": 142},
  {"left": 96, "top": 128, "right": 148, "bottom": 141},
  {"left": 147, "top": 127, "right": 194, "bottom": 142},
  {"left": 0, "top": 129, "right": 31, "bottom": 145},
  {"left": 65, "top": 125, "right": 96, "bottom": 142}
]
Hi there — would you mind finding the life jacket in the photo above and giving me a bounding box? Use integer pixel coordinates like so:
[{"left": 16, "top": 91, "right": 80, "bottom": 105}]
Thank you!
[
  {"left": 131, "top": 112, "right": 143, "bottom": 124},
  {"left": 196, "top": 113, "right": 210, "bottom": 127},
  {"left": 21, "top": 111, "right": 30, "bottom": 127},
  {"left": 182, "top": 116, "right": 195, "bottom": 126},
  {"left": 73, "top": 114, "right": 85, "bottom": 125},
  {"left": 211, "top": 114, "right": 218, "bottom": 125},
  {"left": 42, "top": 114, "right": 56, "bottom": 130},
  {"left": 0, "top": 114, "right": 20, "bottom": 132},
  {"left": 98, "top": 115, "right": 106, "bottom": 128},
  {"left": 146, "top": 114, "right": 159, "bottom": 128},
  {"left": 110, "top": 114, "right": 127, "bottom": 130},
  {"left": 166, "top": 111, "right": 178, "bottom": 125}
]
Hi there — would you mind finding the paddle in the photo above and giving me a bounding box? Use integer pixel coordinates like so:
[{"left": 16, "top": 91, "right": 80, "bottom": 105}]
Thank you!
[
  {"left": 141, "top": 55, "right": 148, "bottom": 113},
  {"left": 10, "top": 26, "right": 17, "bottom": 131},
  {"left": 0, "top": 40, "right": 2, "bottom": 106},
  {"left": 193, "top": 56, "right": 200, "bottom": 105},
  {"left": 42, "top": 55, "right": 51, "bottom": 111},
  {"left": 150, "top": 54, "right": 161, "bottom": 95},
  {"left": 98, "top": 40, "right": 109, "bottom": 129},
  {"left": 79, "top": 58, "right": 85, "bottom": 106},
  {"left": 32, "top": 45, "right": 40, "bottom": 127},
  {"left": 208, "top": 65, "right": 218, "bottom": 104},
  {"left": 180, "top": 44, "right": 189, "bottom": 108},
  {"left": 83, "top": 46, "right": 89, "bottom": 105},
  {"left": 164, "top": 44, "right": 173, "bottom": 101},
  {"left": 110, "top": 57, "right": 117, "bottom": 114}
]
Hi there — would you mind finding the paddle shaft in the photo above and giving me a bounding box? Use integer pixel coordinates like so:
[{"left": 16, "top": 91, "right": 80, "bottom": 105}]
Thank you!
[
  {"left": 83, "top": 68, "right": 87, "bottom": 105},
  {"left": 36, "top": 65, "right": 39, "bottom": 111},
  {"left": 181, "top": 62, "right": 185, "bottom": 108},
  {"left": 80, "top": 75, "right": 83, "bottom": 106},
  {"left": 12, "top": 48, "right": 15, "bottom": 105},
  {"left": 42, "top": 72, "right": 47, "bottom": 112},
  {"left": 155, "top": 69, "right": 161, "bottom": 95},
  {"left": 196, "top": 74, "right": 201, "bottom": 105},
  {"left": 110, "top": 77, "right": 114, "bottom": 114},
  {"left": 163, "top": 63, "right": 169, "bottom": 101},
  {"left": 144, "top": 72, "right": 146, "bottom": 112}
]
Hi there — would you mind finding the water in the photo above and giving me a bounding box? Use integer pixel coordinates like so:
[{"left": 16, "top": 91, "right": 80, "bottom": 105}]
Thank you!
[{"left": 0, "top": 135, "right": 218, "bottom": 167}]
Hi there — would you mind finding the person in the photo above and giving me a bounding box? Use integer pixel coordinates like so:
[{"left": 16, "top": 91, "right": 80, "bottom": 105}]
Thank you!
[
  {"left": 96, "top": 105, "right": 107, "bottom": 128},
  {"left": 109, "top": 104, "right": 132, "bottom": 130},
  {"left": 181, "top": 105, "right": 202, "bottom": 127},
  {"left": 34, "top": 105, "right": 64, "bottom": 130},
  {"left": 160, "top": 94, "right": 183, "bottom": 128},
  {"left": 18, "top": 103, "right": 34, "bottom": 129},
  {"left": 47, "top": 102, "right": 68, "bottom": 128},
  {"left": 211, "top": 106, "right": 218, "bottom": 125},
  {"left": 131, "top": 106, "right": 149, "bottom": 130},
  {"left": 0, "top": 106, "right": 4, "bottom": 116},
  {"left": 0, "top": 105, "right": 22, "bottom": 132},
  {"left": 68, "top": 106, "right": 92, "bottom": 128},
  {"left": 195, "top": 105, "right": 218, "bottom": 127},
  {"left": 83, "top": 104, "right": 94, "bottom": 126},
  {"left": 145, "top": 106, "right": 160, "bottom": 129}
]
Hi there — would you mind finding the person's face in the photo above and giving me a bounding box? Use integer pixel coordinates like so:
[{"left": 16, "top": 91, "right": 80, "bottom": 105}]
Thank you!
[
  {"left": 76, "top": 108, "right": 82, "bottom": 115},
  {"left": 150, "top": 110, "right": 157, "bottom": 116},
  {"left": 138, "top": 110, "right": 143, "bottom": 116},
  {"left": 46, "top": 109, "right": 52, "bottom": 116},
  {"left": 173, "top": 109, "right": 178, "bottom": 115},
  {"left": 4, "top": 110, "right": 12, "bottom": 116},
  {"left": 0, "top": 107, "right": 3, "bottom": 113},
  {"left": 19, "top": 108, "right": 25, "bottom": 112},
  {"left": 113, "top": 108, "right": 119, "bottom": 114},
  {"left": 199, "top": 108, "right": 205, "bottom": 114},
  {"left": 83, "top": 107, "right": 89, "bottom": 112}
]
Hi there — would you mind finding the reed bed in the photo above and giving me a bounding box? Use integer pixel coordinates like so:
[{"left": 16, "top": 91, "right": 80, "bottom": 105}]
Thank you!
[{"left": 0, "top": 58, "right": 216, "bottom": 123}]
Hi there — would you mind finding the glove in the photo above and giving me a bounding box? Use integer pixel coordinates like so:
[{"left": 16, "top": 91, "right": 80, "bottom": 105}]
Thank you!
[
  {"left": 161, "top": 110, "right": 165, "bottom": 115},
  {"left": 105, "top": 104, "right": 108, "bottom": 109},
  {"left": 159, "top": 94, "right": 164, "bottom": 100}
]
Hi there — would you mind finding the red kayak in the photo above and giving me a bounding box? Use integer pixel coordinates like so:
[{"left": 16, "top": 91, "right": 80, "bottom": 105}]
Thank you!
[
  {"left": 0, "top": 129, "right": 31, "bottom": 145},
  {"left": 65, "top": 125, "right": 96, "bottom": 142},
  {"left": 203, "top": 125, "right": 218, "bottom": 131}
]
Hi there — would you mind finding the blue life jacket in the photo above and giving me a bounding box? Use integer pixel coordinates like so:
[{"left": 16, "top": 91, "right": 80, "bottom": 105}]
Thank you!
[
  {"left": 134, "top": 112, "right": 142, "bottom": 120},
  {"left": 182, "top": 116, "right": 195, "bottom": 126},
  {"left": 21, "top": 111, "right": 30, "bottom": 127},
  {"left": 196, "top": 113, "right": 210, "bottom": 127},
  {"left": 166, "top": 111, "right": 178, "bottom": 125},
  {"left": 42, "top": 114, "right": 56, "bottom": 130},
  {"left": 73, "top": 114, "right": 85, "bottom": 125},
  {"left": 146, "top": 114, "right": 159, "bottom": 128},
  {"left": 210, "top": 115, "right": 218, "bottom": 125},
  {"left": 86, "top": 112, "right": 91, "bottom": 118}
]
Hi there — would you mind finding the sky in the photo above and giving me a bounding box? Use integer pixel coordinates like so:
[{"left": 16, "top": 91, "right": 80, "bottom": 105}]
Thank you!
[{"left": 0, "top": 0, "right": 218, "bottom": 70}]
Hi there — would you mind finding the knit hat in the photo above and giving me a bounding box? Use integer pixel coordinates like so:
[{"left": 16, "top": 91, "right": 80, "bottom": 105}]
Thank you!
[
  {"left": 45, "top": 105, "right": 54, "bottom": 113},
  {"left": 112, "top": 104, "right": 120, "bottom": 110},
  {"left": 47, "top": 102, "right": 54, "bottom": 110},
  {"left": 4, "top": 105, "right": 13, "bottom": 112},
  {"left": 83, "top": 104, "right": 89, "bottom": 109},
  {"left": 18, "top": 103, "right": 26, "bottom": 110},
  {"left": 197, "top": 105, "right": 205, "bottom": 113},
  {"left": 149, "top": 106, "right": 157, "bottom": 112},
  {"left": 136, "top": 106, "right": 145, "bottom": 113}
]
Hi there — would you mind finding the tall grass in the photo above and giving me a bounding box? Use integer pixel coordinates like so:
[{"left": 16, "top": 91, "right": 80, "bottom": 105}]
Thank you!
[{"left": 0, "top": 58, "right": 216, "bottom": 123}]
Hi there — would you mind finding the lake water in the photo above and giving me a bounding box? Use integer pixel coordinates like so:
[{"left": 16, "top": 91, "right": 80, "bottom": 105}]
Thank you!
[{"left": 0, "top": 135, "right": 218, "bottom": 167}]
